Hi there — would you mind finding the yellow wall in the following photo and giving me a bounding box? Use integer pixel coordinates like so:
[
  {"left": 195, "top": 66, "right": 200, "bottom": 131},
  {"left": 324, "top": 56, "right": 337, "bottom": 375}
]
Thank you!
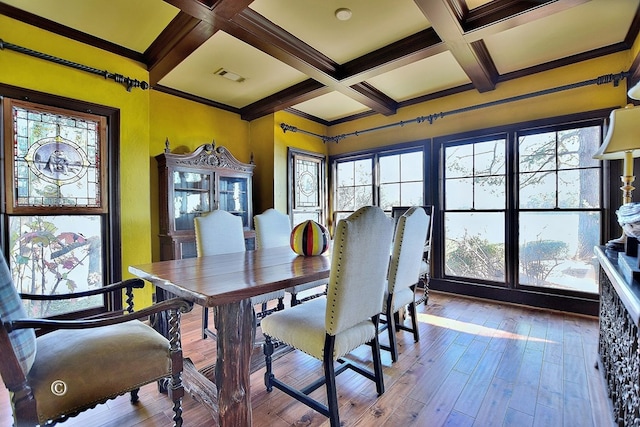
[
  {"left": 250, "top": 112, "right": 328, "bottom": 214},
  {"left": 148, "top": 90, "right": 251, "bottom": 261},
  {"left": 1, "top": 16, "right": 154, "bottom": 304},
  {"left": 0, "top": 17, "right": 253, "bottom": 305},
  {"left": 274, "top": 111, "right": 328, "bottom": 212},
  {"left": 249, "top": 115, "right": 276, "bottom": 214}
]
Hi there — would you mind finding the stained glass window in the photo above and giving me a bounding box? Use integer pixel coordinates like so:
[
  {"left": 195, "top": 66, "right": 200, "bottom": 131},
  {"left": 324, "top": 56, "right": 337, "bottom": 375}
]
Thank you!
[
  {"left": 290, "top": 150, "right": 325, "bottom": 227},
  {"left": 10, "top": 104, "right": 105, "bottom": 211},
  {"left": 295, "top": 157, "right": 320, "bottom": 208},
  {"left": 3, "top": 98, "right": 111, "bottom": 318}
]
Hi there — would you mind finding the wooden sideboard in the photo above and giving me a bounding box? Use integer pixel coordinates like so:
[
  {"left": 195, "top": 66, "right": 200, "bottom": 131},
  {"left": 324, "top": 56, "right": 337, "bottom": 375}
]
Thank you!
[{"left": 594, "top": 246, "right": 640, "bottom": 426}]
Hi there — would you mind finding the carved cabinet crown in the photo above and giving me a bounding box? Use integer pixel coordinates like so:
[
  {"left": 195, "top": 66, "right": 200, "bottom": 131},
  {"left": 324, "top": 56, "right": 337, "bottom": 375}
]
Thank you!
[{"left": 155, "top": 140, "right": 255, "bottom": 261}]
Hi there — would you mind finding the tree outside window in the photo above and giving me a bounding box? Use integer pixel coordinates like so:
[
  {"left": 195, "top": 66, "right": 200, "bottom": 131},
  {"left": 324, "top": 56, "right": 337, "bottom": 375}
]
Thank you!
[
  {"left": 3, "top": 99, "right": 113, "bottom": 317},
  {"left": 443, "top": 125, "right": 601, "bottom": 294}
]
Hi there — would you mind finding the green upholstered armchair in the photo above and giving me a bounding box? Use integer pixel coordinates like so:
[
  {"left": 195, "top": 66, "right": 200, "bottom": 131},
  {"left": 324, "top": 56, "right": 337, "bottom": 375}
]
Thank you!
[{"left": 0, "top": 255, "right": 193, "bottom": 427}]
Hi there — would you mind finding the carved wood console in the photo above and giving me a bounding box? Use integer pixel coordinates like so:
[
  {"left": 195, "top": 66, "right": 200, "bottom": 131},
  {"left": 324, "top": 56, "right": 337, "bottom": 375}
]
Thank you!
[{"left": 594, "top": 246, "right": 640, "bottom": 426}]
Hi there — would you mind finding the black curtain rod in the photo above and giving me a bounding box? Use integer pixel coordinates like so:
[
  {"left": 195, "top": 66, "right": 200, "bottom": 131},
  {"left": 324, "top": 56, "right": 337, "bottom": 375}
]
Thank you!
[
  {"left": 280, "top": 71, "right": 629, "bottom": 143},
  {"left": 0, "top": 38, "right": 149, "bottom": 92}
]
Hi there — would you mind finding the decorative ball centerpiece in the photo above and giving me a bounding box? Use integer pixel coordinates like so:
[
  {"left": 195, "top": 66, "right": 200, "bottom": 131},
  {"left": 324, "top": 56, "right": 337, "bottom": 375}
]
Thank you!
[{"left": 290, "top": 220, "right": 330, "bottom": 256}]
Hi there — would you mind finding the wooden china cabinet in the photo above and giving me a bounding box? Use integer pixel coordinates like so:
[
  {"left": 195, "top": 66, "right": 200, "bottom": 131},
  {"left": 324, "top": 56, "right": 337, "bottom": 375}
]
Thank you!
[{"left": 156, "top": 140, "right": 255, "bottom": 260}]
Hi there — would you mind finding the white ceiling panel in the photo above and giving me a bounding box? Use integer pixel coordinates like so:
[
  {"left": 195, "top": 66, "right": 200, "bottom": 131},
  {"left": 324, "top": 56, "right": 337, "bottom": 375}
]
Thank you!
[
  {"left": 366, "top": 51, "right": 472, "bottom": 102},
  {"left": 485, "top": 0, "right": 638, "bottom": 74},
  {"left": 158, "top": 31, "right": 308, "bottom": 109},
  {"left": 249, "top": 0, "right": 430, "bottom": 64},
  {"left": 292, "top": 91, "right": 369, "bottom": 122}
]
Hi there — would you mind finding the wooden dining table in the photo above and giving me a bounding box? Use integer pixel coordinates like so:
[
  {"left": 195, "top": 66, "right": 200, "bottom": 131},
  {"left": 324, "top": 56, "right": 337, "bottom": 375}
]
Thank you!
[{"left": 129, "top": 245, "right": 332, "bottom": 427}]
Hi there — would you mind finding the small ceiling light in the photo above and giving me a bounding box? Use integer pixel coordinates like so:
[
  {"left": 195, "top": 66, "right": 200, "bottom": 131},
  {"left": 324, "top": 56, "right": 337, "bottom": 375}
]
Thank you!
[
  {"left": 213, "top": 68, "right": 245, "bottom": 83},
  {"left": 335, "top": 8, "right": 352, "bottom": 21}
]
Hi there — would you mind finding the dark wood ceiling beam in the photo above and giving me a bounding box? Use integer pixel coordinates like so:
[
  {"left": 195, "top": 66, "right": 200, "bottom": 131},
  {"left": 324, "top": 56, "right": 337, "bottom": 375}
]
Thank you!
[
  {"left": 348, "top": 82, "right": 398, "bottom": 116},
  {"left": 163, "top": 2, "right": 398, "bottom": 115},
  {"left": 222, "top": 8, "right": 397, "bottom": 115},
  {"left": 340, "top": 1, "right": 588, "bottom": 87},
  {"left": 145, "top": 12, "right": 214, "bottom": 85},
  {"left": 413, "top": 0, "right": 497, "bottom": 92},
  {"left": 154, "top": 84, "right": 240, "bottom": 114},
  {"left": 147, "top": 1, "right": 255, "bottom": 85},
  {"left": 162, "top": 0, "right": 253, "bottom": 21},
  {"left": 241, "top": 79, "right": 330, "bottom": 121},
  {"left": 339, "top": 28, "right": 447, "bottom": 86},
  {"left": 461, "top": 0, "right": 591, "bottom": 41},
  {"left": 161, "top": 0, "right": 399, "bottom": 116},
  {"left": 222, "top": 9, "right": 338, "bottom": 80},
  {"left": 446, "top": 0, "right": 468, "bottom": 21}
]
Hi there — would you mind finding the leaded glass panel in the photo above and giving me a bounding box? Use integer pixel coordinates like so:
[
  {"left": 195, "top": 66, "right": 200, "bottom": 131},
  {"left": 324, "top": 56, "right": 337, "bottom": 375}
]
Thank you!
[
  {"left": 295, "top": 157, "right": 320, "bottom": 208},
  {"left": 4, "top": 98, "right": 111, "bottom": 318},
  {"left": 11, "top": 104, "right": 103, "bottom": 209}
]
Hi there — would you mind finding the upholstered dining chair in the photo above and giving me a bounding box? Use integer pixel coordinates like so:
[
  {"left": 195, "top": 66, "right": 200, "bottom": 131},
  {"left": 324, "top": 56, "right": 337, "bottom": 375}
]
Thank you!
[
  {"left": 195, "top": 209, "right": 285, "bottom": 339},
  {"left": 254, "top": 208, "right": 327, "bottom": 306},
  {"left": 261, "top": 206, "right": 394, "bottom": 427},
  {"left": 0, "top": 255, "right": 192, "bottom": 427},
  {"left": 418, "top": 206, "right": 434, "bottom": 306},
  {"left": 381, "top": 206, "right": 430, "bottom": 363},
  {"left": 391, "top": 205, "right": 434, "bottom": 306}
]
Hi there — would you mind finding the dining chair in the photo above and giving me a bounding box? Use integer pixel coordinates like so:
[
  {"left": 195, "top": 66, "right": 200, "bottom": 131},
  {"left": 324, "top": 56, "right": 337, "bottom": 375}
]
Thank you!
[
  {"left": 195, "top": 209, "right": 285, "bottom": 339},
  {"left": 0, "top": 254, "right": 192, "bottom": 427},
  {"left": 418, "top": 206, "right": 434, "bottom": 306},
  {"left": 254, "top": 208, "right": 327, "bottom": 306},
  {"left": 381, "top": 206, "right": 430, "bottom": 363},
  {"left": 261, "top": 205, "right": 394, "bottom": 427},
  {"left": 391, "top": 205, "right": 434, "bottom": 306}
]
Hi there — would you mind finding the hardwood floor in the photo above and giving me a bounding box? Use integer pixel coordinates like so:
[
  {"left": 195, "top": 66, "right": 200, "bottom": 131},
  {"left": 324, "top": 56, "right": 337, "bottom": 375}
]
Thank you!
[{"left": 0, "top": 291, "right": 614, "bottom": 427}]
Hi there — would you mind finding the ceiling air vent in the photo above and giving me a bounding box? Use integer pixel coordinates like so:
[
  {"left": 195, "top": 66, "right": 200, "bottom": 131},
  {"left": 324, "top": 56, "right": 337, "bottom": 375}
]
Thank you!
[{"left": 213, "top": 68, "right": 245, "bottom": 83}]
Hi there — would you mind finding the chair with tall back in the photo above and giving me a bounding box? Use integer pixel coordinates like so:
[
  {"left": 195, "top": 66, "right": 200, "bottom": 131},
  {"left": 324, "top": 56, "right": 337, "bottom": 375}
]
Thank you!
[
  {"left": 382, "top": 206, "right": 430, "bottom": 363},
  {"left": 392, "top": 205, "right": 434, "bottom": 305},
  {"left": 0, "top": 255, "right": 192, "bottom": 427},
  {"left": 261, "top": 206, "right": 394, "bottom": 427},
  {"left": 254, "top": 208, "right": 327, "bottom": 306},
  {"left": 195, "top": 209, "right": 285, "bottom": 339}
]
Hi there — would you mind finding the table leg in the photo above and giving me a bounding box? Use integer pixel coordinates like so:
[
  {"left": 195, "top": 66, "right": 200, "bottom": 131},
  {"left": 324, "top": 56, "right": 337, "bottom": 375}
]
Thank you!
[{"left": 214, "top": 298, "right": 255, "bottom": 426}]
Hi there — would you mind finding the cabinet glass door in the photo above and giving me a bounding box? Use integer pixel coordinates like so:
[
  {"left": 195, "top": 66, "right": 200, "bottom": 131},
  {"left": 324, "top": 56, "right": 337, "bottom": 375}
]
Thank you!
[
  {"left": 218, "top": 176, "right": 249, "bottom": 228},
  {"left": 173, "top": 171, "right": 211, "bottom": 231}
]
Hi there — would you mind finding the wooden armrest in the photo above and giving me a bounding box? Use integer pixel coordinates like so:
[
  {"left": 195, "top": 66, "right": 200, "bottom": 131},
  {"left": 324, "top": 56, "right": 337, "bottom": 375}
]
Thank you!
[
  {"left": 4, "top": 298, "right": 193, "bottom": 332},
  {"left": 18, "top": 278, "right": 145, "bottom": 301}
]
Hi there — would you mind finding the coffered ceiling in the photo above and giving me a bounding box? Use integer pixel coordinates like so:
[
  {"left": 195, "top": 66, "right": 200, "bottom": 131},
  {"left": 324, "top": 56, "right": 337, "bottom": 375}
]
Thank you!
[{"left": 1, "top": 0, "right": 638, "bottom": 124}]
